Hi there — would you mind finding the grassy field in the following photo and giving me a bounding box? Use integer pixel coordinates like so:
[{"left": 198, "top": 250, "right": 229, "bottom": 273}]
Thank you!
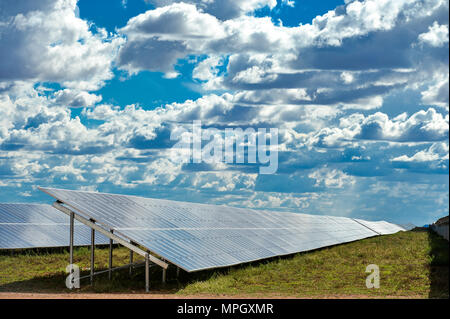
[{"left": 0, "top": 229, "right": 448, "bottom": 298}]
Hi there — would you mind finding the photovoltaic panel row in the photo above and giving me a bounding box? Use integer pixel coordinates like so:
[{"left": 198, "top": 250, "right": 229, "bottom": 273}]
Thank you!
[
  {"left": 0, "top": 203, "right": 69, "bottom": 224},
  {"left": 39, "top": 187, "right": 405, "bottom": 272},
  {"left": 0, "top": 203, "right": 108, "bottom": 249}
]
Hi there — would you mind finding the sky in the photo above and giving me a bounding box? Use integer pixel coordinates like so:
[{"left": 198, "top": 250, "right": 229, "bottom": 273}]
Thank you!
[{"left": 0, "top": 0, "right": 448, "bottom": 226}]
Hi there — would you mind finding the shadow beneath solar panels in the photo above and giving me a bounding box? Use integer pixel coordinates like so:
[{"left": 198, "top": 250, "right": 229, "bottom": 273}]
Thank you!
[
  {"left": 0, "top": 260, "right": 212, "bottom": 294},
  {"left": 424, "top": 229, "right": 449, "bottom": 298},
  {"left": 0, "top": 265, "right": 172, "bottom": 293}
]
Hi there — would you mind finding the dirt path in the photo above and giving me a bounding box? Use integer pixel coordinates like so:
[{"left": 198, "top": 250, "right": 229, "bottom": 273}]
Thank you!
[
  {"left": 0, "top": 292, "right": 423, "bottom": 299},
  {"left": 0, "top": 292, "right": 294, "bottom": 299}
]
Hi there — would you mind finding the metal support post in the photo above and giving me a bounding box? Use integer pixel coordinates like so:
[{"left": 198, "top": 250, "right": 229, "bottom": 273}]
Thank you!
[
  {"left": 69, "top": 212, "right": 74, "bottom": 267},
  {"left": 176, "top": 267, "right": 180, "bottom": 278},
  {"left": 129, "top": 249, "right": 133, "bottom": 276},
  {"left": 90, "top": 227, "right": 95, "bottom": 285},
  {"left": 109, "top": 229, "right": 113, "bottom": 280},
  {"left": 162, "top": 268, "right": 167, "bottom": 284},
  {"left": 145, "top": 253, "right": 150, "bottom": 292}
]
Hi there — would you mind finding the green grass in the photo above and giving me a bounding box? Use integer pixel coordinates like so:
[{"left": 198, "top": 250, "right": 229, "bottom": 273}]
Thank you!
[
  {"left": 178, "top": 230, "right": 448, "bottom": 298},
  {"left": 0, "top": 230, "right": 448, "bottom": 298}
]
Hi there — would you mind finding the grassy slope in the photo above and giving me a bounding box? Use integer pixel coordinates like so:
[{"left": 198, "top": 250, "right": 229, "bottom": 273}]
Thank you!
[
  {"left": 178, "top": 230, "right": 448, "bottom": 298},
  {"left": 0, "top": 230, "right": 448, "bottom": 298}
]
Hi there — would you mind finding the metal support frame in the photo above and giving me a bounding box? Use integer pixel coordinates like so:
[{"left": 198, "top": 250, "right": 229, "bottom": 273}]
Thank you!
[
  {"left": 129, "top": 249, "right": 133, "bottom": 276},
  {"left": 176, "top": 267, "right": 180, "bottom": 278},
  {"left": 79, "top": 261, "right": 148, "bottom": 281},
  {"left": 145, "top": 254, "right": 150, "bottom": 292},
  {"left": 69, "top": 211, "right": 74, "bottom": 285},
  {"left": 162, "top": 268, "right": 167, "bottom": 284},
  {"left": 53, "top": 201, "right": 169, "bottom": 292},
  {"left": 90, "top": 227, "right": 95, "bottom": 285},
  {"left": 69, "top": 212, "right": 74, "bottom": 266},
  {"left": 109, "top": 229, "right": 113, "bottom": 280}
]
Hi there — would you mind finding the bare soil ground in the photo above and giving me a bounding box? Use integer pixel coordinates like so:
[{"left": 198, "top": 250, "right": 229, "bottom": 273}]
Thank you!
[{"left": 0, "top": 292, "right": 424, "bottom": 299}]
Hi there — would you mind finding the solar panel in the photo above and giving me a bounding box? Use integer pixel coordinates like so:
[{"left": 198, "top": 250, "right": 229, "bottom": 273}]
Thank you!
[
  {"left": 0, "top": 203, "right": 108, "bottom": 249},
  {"left": 39, "top": 187, "right": 405, "bottom": 272},
  {"left": 353, "top": 218, "right": 406, "bottom": 235}
]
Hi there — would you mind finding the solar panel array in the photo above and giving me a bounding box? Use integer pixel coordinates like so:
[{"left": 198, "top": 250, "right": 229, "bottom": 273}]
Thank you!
[
  {"left": 39, "top": 187, "right": 405, "bottom": 272},
  {"left": 0, "top": 203, "right": 108, "bottom": 249}
]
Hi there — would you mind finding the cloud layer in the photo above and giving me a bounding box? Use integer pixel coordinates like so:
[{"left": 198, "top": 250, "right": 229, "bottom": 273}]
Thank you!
[{"left": 0, "top": 0, "right": 448, "bottom": 225}]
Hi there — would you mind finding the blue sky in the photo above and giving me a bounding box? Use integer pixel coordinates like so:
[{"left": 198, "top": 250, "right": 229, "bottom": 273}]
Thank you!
[{"left": 0, "top": 0, "right": 448, "bottom": 226}]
